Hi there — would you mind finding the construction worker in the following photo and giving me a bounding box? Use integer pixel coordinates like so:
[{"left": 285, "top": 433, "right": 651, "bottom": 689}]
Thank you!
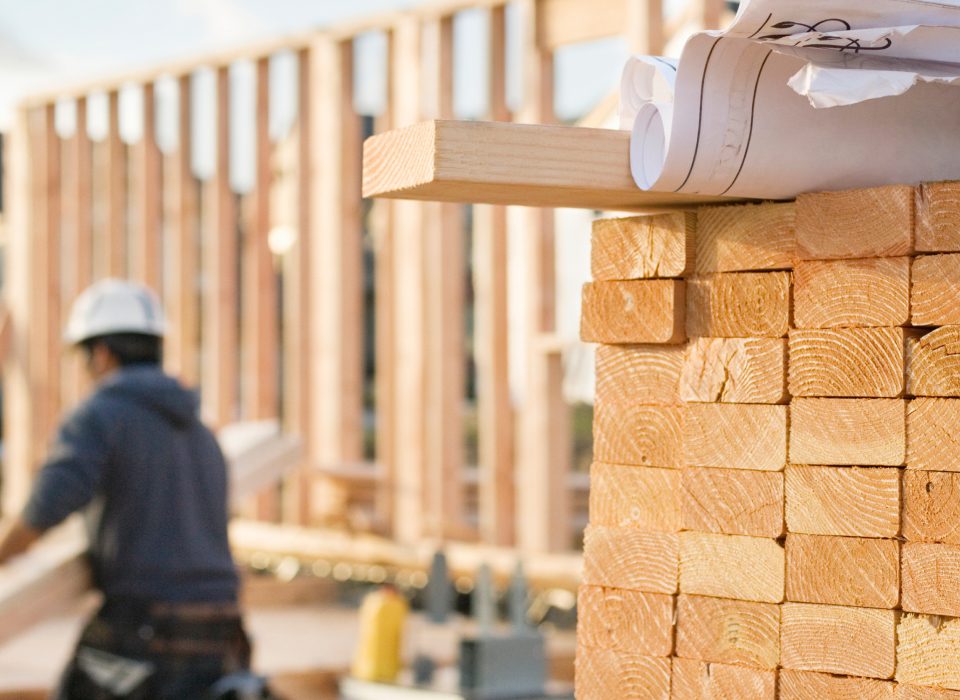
[{"left": 0, "top": 279, "right": 267, "bottom": 699}]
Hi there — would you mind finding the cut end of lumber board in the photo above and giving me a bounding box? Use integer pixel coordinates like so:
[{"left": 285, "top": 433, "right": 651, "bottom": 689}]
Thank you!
[{"left": 362, "top": 120, "right": 748, "bottom": 211}]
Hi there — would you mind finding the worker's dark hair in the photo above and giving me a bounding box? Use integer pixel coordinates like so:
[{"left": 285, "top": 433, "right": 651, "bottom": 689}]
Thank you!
[{"left": 82, "top": 333, "right": 162, "bottom": 366}]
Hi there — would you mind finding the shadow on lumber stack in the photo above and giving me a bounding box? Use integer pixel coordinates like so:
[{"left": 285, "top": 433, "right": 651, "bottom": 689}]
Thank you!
[{"left": 577, "top": 182, "right": 960, "bottom": 698}]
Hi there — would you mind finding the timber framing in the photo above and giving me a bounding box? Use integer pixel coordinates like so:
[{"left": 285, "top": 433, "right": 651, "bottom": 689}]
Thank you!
[{"left": 361, "top": 120, "right": 745, "bottom": 211}]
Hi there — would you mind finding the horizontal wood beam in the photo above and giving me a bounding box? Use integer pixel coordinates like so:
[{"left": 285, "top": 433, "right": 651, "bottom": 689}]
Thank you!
[
  {"left": 541, "top": 0, "right": 628, "bottom": 49},
  {"left": 362, "top": 120, "right": 744, "bottom": 212},
  {"left": 230, "top": 519, "right": 583, "bottom": 590}
]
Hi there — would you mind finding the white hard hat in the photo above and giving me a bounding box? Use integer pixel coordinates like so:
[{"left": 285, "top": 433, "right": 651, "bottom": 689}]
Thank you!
[{"left": 63, "top": 278, "right": 166, "bottom": 344}]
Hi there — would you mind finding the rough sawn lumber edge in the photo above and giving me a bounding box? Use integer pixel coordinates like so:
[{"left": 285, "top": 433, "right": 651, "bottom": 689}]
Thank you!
[
  {"left": 0, "top": 420, "right": 303, "bottom": 648},
  {"left": 362, "top": 120, "right": 750, "bottom": 212}
]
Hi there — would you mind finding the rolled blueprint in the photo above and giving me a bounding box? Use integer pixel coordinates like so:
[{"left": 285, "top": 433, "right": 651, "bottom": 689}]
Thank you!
[{"left": 621, "top": 0, "right": 960, "bottom": 199}]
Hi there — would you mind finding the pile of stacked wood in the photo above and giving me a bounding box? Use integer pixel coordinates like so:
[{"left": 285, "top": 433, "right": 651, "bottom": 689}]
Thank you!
[{"left": 576, "top": 182, "right": 960, "bottom": 698}]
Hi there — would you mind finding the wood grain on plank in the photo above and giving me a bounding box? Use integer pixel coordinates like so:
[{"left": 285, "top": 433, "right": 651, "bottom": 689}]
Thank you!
[
  {"left": 912, "top": 255, "right": 960, "bottom": 326},
  {"left": 695, "top": 201, "right": 795, "bottom": 274},
  {"left": 917, "top": 181, "right": 960, "bottom": 253},
  {"left": 793, "top": 257, "right": 910, "bottom": 329},
  {"left": 785, "top": 533, "right": 899, "bottom": 608},
  {"left": 591, "top": 212, "right": 695, "bottom": 280},
  {"left": 675, "top": 594, "right": 780, "bottom": 670},
  {"left": 596, "top": 344, "right": 684, "bottom": 406},
  {"left": 790, "top": 398, "right": 906, "bottom": 466},
  {"left": 897, "top": 613, "right": 960, "bottom": 690},
  {"left": 681, "top": 467, "right": 783, "bottom": 537},
  {"left": 680, "top": 337, "right": 787, "bottom": 404},
  {"left": 686, "top": 272, "right": 790, "bottom": 338},
  {"left": 785, "top": 465, "right": 900, "bottom": 538},
  {"left": 679, "top": 532, "right": 784, "bottom": 604},
  {"left": 684, "top": 404, "right": 787, "bottom": 471},
  {"left": 779, "top": 669, "right": 895, "bottom": 700},
  {"left": 577, "top": 585, "right": 674, "bottom": 656},
  {"left": 575, "top": 647, "right": 671, "bottom": 700},
  {"left": 896, "top": 683, "right": 960, "bottom": 699},
  {"left": 581, "top": 280, "right": 685, "bottom": 344},
  {"left": 796, "top": 185, "right": 914, "bottom": 260},
  {"left": 907, "top": 326, "right": 960, "bottom": 397},
  {"left": 671, "top": 658, "right": 776, "bottom": 700},
  {"left": 788, "top": 328, "right": 908, "bottom": 398},
  {"left": 589, "top": 462, "right": 680, "bottom": 532},
  {"left": 903, "top": 470, "right": 960, "bottom": 543},
  {"left": 593, "top": 401, "right": 684, "bottom": 468},
  {"left": 582, "top": 526, "right": 678, "bottom": 594},
  {"left": 902, "top": 543, "right": 960, "bottom": 616},
  {"left": 781, "top": 602, "right": 896, "bottom": 679},
  {"left": 907, "top": 398, "right": 960, "bottom": 471}
]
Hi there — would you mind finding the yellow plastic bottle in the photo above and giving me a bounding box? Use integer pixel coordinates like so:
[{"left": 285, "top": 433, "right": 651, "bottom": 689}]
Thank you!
[{"left": 351, "top": 584, "right": 410, "bottom": 683}]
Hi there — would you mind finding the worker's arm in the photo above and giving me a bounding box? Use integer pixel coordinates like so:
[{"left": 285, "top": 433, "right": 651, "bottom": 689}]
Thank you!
[{"left": 0, "top": 517, "right": 42, "bottom": 566}]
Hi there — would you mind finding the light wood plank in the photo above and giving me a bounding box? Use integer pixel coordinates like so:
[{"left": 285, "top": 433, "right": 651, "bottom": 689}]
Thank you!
[
  {"left": 796, "top": 185, "right": 915, "bottom": 260},
  {"left": 695, "top": 202, "right": 795, "bottom": 274},
  {"left": 897, "top": 685, "right": 960, "bottom": 699},
  {"left": 591, "top": 212, "right": 695, "bottom": 280},
  {"left": 680, "top": 467, "right": 783, "bottom": 537},
  {"left": 680, "top": 337, "right": 787, "bottom": 404},
  {"left": 575, "top": 648, "right": 671, "bottom": 700},
  {"left": 788, "top": 327, "right": 909, "bottom": 398},
  {"left": 473, "top": 201, "right": 514, "bottom": 543},
  {"left": 917, "top": 181, "right": 960, "bottom": 253},
  {"left": 388, "top": 17, "right": 426, "bottom": 544},
  {"left": 582, "top": 525, "right": 678, "bottom": 594},
  {"left": 589, "top": 462, "right": 680, "bottom": 532},
  {"left": 577, "top": 585, "right": 673, "bottom": 656},
  {"left": 779, "top": 669, "right": 895, "bottom": 700},
  {"left": 903, "top": 470, "right": 960, "bottom": 543},
  {"left": 581, "top": 280, "right": 685, "bottom": 345},
  {"left": 596, "top": 344, "right": 685, "bottom": 406},
  {"left": 2, "top": 109, "right": 38, "bottom": 514},
  {"left": 897, "top": 613, "right": 960, "bottom": 690},
  {"left": 908, "top": 326, "right": 960, "bottom": 397},
  {"left": 785, "top": 465, "right": 900, "bottom": 538},
  {"left": 794, "top": 257, "right": 910, "bottom": 329},
  {"left": 65, "top": 97, "right": 92, "bottom": 408},
  {"left": 164, "top": 75, "right": 200, "bottom": 387},
  {"left": 541, "top": 0, "right": 628, "bottom": 49},
  {"left": 474, "top": 5, "right": 512, "bottom": 547},
  {"left": 789, "top": 398, "right": 906, "bottom": 466},
  {"left": 361, "top": 120, "right": 745, "bottom": 211},
  {"left": 421, "top": 19, "right": 468, "bottom": 541},
  {"left": 686, "top": 272, "right": 790, "bottom": 338},
  {"left": 912, "top": 255, "right": 960, "bottom": 326},
  {"left": 684, "top": 404, "right": 787, "bottom": 471},
  {"left": 106, "top": 91, "right": 126, "bottom": 277},
  {"left": 201, "top": 66, "right": 239, "bottom": 427},
  {"left": 902, "top": 543, "right": 960, "bottom": 616},
  {"left": 781, "top": 602, "right": 897, "bottom": 679},
  {"left": 242, "top": 57, "right": 278, "bottom": 421},
  {"left": 311, "top": 38, "right": 365, "bottom": 527},
  {"left": 675, "top": 594, "right": 780, "bottom": 670},
  {"left": 671, "top": 658, "right": 776, "bottom": 700},
  {"left": 515, "top": 0, "right": 571, "bottom": 553},
  {"left": 593, "top": 400, "right": 684, "bottom": 468},
  {"left": 133, "top": 82, "right": 161, "bottom": 291},
  {"left": 785, "top": 533, "right": 899, "bottom": 608},
  {"left": 679, "top": 531, "right": 784, "bottom": 603},
  {"left": 907, "top": 398, "right": 960, "bottom": 471}
]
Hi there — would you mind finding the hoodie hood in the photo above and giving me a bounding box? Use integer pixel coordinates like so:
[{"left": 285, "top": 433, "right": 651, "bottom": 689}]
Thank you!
[{"left": 98, "top": 365, "right": 199, "bottom": 428}]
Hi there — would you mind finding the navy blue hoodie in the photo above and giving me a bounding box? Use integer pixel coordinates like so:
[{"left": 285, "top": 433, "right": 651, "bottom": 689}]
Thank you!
[{"left": 23, "top": 365, "right": 239, "bottom": 603}]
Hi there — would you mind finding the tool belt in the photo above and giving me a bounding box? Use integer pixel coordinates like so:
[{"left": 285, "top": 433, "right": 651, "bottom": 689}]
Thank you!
[{"left": 58, "top": 597, "right": 252, "bottom": 700}]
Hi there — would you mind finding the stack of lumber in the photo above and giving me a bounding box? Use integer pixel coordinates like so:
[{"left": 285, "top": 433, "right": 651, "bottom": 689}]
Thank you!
[{"left": 577, "top": 182, "right": 960, "bottom": 698}]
